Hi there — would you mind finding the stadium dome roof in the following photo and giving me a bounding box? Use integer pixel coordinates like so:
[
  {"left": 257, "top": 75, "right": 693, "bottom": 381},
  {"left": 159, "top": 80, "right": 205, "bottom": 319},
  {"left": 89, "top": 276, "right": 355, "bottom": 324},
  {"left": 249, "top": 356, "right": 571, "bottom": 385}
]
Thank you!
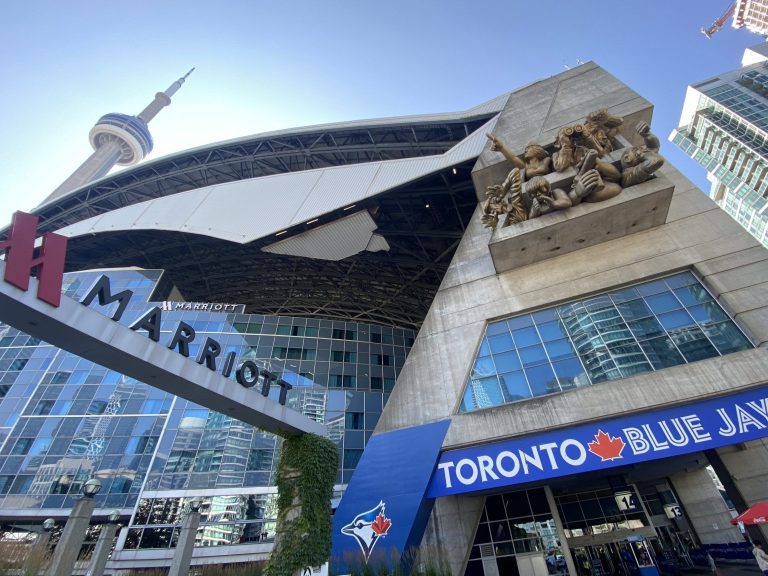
[{"left": 10, "top": 94, "right": 510, "bottom": 329}]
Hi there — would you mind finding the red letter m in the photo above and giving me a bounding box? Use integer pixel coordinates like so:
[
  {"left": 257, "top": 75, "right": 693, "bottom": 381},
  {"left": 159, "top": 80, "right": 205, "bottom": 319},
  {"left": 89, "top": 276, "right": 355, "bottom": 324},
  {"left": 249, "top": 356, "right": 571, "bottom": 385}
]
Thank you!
[{"left": 0, "top": 212, "right": 68, "bottom": 307}]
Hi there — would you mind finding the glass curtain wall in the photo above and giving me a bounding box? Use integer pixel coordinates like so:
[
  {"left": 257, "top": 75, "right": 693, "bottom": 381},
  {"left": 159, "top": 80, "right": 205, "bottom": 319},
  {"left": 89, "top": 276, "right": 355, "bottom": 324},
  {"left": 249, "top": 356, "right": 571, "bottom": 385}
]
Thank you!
[
  {"left": 459, "top": 272, "right": 752, "bottom": 413},
  {"left": 0, "top": 268, "right": 414, "bottom": 550}
]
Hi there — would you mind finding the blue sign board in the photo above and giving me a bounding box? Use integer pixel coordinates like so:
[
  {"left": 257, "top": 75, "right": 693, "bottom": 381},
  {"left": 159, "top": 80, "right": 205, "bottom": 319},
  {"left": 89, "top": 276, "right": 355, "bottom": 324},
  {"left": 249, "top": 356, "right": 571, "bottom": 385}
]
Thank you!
[
  {"left": 331, "top": 420, "right": 450, "bottom": 573},
  {"left": 427, "top": 386, "right": 768, "bottom": 497}
]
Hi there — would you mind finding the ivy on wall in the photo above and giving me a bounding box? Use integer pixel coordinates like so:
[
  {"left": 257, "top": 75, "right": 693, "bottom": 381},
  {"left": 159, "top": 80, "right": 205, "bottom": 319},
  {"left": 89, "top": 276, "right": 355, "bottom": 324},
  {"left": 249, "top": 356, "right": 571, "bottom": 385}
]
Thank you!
[{"left": 264, "top": 433, "right": 339, "bottom": 576}]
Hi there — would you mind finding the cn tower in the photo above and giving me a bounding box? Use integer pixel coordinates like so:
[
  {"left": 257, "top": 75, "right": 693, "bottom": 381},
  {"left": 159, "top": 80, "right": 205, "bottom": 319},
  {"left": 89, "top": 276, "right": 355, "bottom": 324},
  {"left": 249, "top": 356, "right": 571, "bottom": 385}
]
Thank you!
[{"left": 45, "top": 68, "right": 194, "bottom": 203}]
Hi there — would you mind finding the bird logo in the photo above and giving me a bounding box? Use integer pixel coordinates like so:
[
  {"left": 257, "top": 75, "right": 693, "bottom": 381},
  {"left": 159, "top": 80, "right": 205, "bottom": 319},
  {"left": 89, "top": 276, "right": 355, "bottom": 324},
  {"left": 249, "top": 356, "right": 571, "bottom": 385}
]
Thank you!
[{"left": 341, "top": 500, "right": 392, "bottom": 563}]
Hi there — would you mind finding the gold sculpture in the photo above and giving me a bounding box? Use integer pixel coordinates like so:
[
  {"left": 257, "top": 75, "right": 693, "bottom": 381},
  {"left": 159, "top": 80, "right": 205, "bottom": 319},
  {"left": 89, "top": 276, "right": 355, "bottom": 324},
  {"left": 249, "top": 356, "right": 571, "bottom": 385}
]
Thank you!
[
  {"left": 620, "top": 121, "right": 664, "bottom": 188},
  {"left": 482, "top": 112, "right": 665, "bottom": 230},
  {"left": 486, "top": 135, "right": 553, "bottom": 178}
]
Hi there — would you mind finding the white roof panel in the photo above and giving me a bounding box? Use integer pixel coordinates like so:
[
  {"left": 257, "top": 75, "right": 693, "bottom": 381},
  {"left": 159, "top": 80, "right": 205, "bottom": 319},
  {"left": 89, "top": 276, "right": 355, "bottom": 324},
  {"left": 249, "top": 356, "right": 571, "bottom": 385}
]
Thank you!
[
  {"left": 291, "top": 163, "right": 381, "bottom": 224},
  {"left": 56, "top": 116, "right": 500, "bottom": 245}
]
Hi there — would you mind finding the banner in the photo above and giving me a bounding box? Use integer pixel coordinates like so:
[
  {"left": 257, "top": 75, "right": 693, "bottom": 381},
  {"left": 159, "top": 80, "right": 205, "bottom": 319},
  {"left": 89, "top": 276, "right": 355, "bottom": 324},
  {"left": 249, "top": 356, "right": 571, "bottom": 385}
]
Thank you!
[
  {"left": 331, "top": 420, "right": 450, "bottom": 573},
  {"left": 427, "top": 386, "right": 768, "bottom": 497}
]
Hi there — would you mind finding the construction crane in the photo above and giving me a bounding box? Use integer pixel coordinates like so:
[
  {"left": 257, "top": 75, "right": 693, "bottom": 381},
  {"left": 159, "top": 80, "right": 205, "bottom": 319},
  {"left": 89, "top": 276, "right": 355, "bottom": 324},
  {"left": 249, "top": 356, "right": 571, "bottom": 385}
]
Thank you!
[{"left": 702, "top": 2, "right": 736, "bottom": 38}]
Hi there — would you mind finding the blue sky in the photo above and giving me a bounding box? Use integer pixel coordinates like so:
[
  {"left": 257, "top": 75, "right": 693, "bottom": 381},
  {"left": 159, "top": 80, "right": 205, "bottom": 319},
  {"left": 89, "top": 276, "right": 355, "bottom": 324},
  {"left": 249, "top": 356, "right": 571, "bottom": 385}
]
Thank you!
[{"left": 0, "top": 0, "right": 762, "bottom": 228}]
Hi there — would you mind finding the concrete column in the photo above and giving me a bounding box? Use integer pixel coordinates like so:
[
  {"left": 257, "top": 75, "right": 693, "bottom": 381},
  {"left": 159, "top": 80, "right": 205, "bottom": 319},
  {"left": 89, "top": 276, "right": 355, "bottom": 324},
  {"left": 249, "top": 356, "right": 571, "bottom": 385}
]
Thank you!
[
  {"left": 708, "top": 442, "right": 768, "bottom": 543},
  {"left": 85, "top": 523, "right": 120, "bottom": 576},
  {"left": 23, "top": 529, "right": 52, "bottom": 573},
  {"left": 167, "top": 508, "right": 201, "bottom": 576},
  {"left": 420, "top": 494, "right": 485, "bottom": 575},
  {"left": 544, "top": 486, "right": 576, "bottom": 576},
  {"left": 668, "top": 466, "right": 742, "bottom": 545},
  {"left": 46, "top": 497, "right": 97, "bottom": 576}
]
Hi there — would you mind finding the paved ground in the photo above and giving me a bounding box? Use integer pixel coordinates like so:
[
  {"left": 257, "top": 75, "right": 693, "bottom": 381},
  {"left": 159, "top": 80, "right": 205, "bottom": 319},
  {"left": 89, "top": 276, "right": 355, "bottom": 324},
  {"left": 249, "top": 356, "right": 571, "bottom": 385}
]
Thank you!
[{"left": 716, "top": 563, "right": 763, "bottom": 576}]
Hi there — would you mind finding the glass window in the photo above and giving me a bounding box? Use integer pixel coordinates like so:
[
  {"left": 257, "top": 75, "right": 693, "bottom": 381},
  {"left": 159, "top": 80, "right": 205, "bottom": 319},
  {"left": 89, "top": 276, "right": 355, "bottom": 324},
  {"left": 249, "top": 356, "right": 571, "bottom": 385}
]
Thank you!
[
  {"left": 671, "top": 328, "right": 719, "bottom": 362},
  {"left": 466, "top": 377, "right": 504, "bottom": 409},
  {"left": 617, "top": 299, "right": 653, "bottom": 321},
  {"left": 673, "top": 285, "right": 712, "bottom": 306},
  {"left": 544, "top": 339, "right": 575, "bottom": 361},
  {"left": 472, "top": 357, "right": 497, "bottom": 379},
  {"left": 657, "top": 310, "right": 695, "bottom": 331},
  {"left": 644, "top": 293, "right": 682, "bottom": 314},
  {"left": 537, "top": 321, "right": 567, "bottom": 342},
  {"left": 492, "top": 351, "right": 521, "bottom": 373},
  {"left": 458, "top": 273, "right": 752, "bottom": 413},
  {"left": 11, "top": 438, "right": 33, "bottom": 455},
  {"left": 499, "top": 372, "right": 531, "bottom": 402},
  {"left": 343, "top": 449, "right": 363, "bottom": 469},
  {"left": 552, "top": 358, "right": 587, "bottom": 390},
  {"left": 488, "top": 333, "right": 514, "bottom": 354},
  {"left": 518, "top": 344, "right": 547, "bottom": 367},
  {"left": 526, "top": 364, "right": 558, "bottom": 397},
  {"left": 638, "top": 337, "right": 685, "bottom": 370},
  {"left": 345, "top": 412, "right": 364, "bottom": 430},
  {"left": 512, "top": 327, "right": 540, "bottom": 348},
  {"left": 688, "top": 302, "right": 729, "bottom": 325},
  {"left": 702, "top": 322, "right": 752, "bottom": 354},
  {"left": 627, "top": 317, "right": 664, "bottom": 340}
]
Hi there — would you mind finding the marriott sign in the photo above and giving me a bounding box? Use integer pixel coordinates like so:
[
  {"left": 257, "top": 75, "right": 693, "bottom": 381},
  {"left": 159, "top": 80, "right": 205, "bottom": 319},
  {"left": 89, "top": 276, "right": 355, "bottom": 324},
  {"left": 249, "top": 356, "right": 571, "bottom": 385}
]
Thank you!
[{"left": 0, "top": 211, "right": 325, "bottom": 437}]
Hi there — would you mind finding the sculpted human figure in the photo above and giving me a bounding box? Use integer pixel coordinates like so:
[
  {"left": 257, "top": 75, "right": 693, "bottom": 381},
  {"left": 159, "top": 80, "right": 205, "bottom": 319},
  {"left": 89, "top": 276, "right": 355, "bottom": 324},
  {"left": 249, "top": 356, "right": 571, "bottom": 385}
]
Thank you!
[
  {"left": 552, "top": 125, "right": 587, "bottom": 172},
  {"left": 620, "top": 121, "right": 664, "bottom": 188},
  {"left": 553, "top": 109, "right": 622, "bottom": 172},
  {"left": 480, "top": 116, "right": 664, "bottom": 229},
  {"left": 583, "top": 109, "right": 623, "bottom": 156},
  {"left": 486, "top": 134, "right": 552, "bottom": 178},
  {"left": 570, "top": 149, "right": 623, "bottom": 204},
  {"left": 481, "top": 180, "right": 508, "bottom": 230},
  {"left": 482, "top": 168, "right": 525, "bottom": 229},
  {"left": 524, "top": 176, "right": 572, "bottom": 218}
]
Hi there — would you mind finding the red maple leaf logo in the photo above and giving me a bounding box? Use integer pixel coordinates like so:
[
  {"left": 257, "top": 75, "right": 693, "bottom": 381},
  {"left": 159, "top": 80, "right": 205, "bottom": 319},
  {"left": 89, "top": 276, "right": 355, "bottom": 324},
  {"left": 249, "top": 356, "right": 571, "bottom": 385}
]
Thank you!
[
  {"left": 370, "top": 512, "right": 392, "bottom": 536},
  {"left": 588, "top": 429, "right": 626, "bottom": 461}
]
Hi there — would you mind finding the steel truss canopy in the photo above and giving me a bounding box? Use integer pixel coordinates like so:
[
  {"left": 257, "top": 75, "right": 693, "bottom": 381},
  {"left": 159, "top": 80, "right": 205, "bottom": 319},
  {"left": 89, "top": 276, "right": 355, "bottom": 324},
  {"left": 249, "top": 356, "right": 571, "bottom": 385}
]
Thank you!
[{"left": 5, "top": 95, "right": 510, "bottom": 329}]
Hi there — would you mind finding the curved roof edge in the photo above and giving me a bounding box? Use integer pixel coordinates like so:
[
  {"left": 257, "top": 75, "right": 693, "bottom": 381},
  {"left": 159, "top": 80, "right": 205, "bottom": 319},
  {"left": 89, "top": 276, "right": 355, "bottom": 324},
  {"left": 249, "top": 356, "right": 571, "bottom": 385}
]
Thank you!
[
  {"left": 56, "top": 115, "right": 499, "bottom": 244},
  {"left": 34, "top": 92, "right": 511, "bottom": 217}
]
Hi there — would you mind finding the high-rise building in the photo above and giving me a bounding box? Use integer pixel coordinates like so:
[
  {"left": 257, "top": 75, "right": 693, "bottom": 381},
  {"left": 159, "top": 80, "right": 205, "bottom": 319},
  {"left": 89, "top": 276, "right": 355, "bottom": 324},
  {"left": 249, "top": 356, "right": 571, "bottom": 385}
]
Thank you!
[
  {"left": 2, "top": 62, "right": 768, "bottom": 576},
  {"left": 670, "top": 42, "right": 768, "bottom": 247}
]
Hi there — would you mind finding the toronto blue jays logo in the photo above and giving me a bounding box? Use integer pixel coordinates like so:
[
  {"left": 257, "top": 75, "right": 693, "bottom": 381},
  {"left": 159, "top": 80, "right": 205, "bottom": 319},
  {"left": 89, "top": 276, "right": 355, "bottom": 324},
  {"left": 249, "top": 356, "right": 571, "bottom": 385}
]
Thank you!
[{"left": 341, "top": 500, "right": 392, "bottom": 563}]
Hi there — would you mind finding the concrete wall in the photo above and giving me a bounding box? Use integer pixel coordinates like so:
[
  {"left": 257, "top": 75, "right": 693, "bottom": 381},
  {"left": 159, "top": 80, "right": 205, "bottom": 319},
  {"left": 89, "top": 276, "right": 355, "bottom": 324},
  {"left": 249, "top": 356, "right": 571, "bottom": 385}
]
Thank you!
[
  {"left": 669, "top": 466, "right": 742, "bottom": 544},
  {"left": 374, "top": 63, "right": 768, "bottom": 571},
  {"left": 714, "top": 440, "right": 768, "bottom": 542}
]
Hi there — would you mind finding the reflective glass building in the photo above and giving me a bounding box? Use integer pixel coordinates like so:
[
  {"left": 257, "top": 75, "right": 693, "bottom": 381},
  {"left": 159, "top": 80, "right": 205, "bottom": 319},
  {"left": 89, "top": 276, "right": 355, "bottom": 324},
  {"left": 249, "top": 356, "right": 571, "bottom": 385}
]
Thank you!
[
  {"left": 671, "top": 42, "right": 768, "bottom": 247},
  {"left": 0, "top": 269, "right": 413, "bottom": 559}
]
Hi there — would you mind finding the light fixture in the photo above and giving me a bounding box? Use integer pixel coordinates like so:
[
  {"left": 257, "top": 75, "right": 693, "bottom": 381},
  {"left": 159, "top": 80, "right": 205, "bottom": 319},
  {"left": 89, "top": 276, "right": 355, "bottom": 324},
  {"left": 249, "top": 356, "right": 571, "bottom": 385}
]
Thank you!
[
  {"left": 43, "top": 518, "right": 56, "bottom": 532},
  {"left": 425, "top": 203, "right": 430, "bottom": 208},
  {"left": 275, "top": 230, "right": 287, "bottom": 236},
  {"left": 306, "top": 218, "right": 318, "bottom": 225},
  {"left": 343, "top": 204, "right": 356, "bottom": 211},
  {"left": 189, "top": 498, "right": 203, "bottom": 512},
  {"left": 108, "top": 510, "right": 121, "bottom": 524},
  {"left": 452, "top": 167, "right": 457, "bottom": 175},
  {"left": 82, "top": 478, "right": 102, "bottom": 498}
]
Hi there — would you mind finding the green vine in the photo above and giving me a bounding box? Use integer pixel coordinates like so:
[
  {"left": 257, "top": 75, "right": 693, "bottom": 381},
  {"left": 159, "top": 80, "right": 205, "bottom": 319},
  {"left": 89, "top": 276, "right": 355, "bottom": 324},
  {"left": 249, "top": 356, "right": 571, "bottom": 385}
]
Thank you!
[{"left": 264, "top": 433, "right": 338, "bottom": 576}]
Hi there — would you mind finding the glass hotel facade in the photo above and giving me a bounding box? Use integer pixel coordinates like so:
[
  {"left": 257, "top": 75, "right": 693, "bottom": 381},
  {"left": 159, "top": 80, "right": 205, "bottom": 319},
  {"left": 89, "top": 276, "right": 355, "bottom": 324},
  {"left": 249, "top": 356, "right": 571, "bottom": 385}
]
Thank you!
[{"left": 0, "top": 269, "right": 414, "bottom": 552}]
